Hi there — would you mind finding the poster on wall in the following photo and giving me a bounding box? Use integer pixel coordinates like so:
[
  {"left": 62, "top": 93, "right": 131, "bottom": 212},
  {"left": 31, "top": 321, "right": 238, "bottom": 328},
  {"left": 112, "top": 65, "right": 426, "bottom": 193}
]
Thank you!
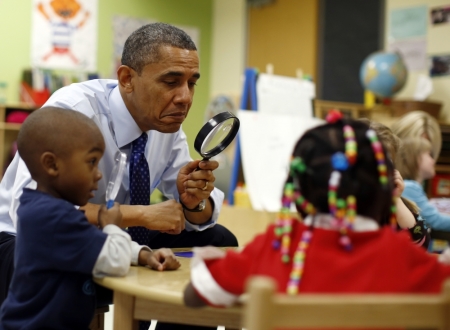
[
  {"left": 112, "top": 15, "right": 200, "bottom": 77},
  {"left": 430, "top": 54, "right": 450, "bottom": 77},
  {"left": 30, "top": 0, "right": 98, "bottom": 71},
  {"left": 430, "top": 5, "right": 450, "bottom": 25},
  {"left": 388, "top": 39, "right": 427, "bottom": 71},
  {"left": 389, "top": 6, "right": 427, "bottom": 41}
]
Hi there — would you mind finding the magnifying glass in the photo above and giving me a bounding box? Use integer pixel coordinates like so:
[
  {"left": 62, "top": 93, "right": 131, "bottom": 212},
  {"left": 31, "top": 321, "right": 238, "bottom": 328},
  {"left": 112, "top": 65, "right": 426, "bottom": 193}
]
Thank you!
[
  {"left": 194, "top": 111, "right": 240, "bottom": 161},
  {"left": 105, "top": 151, "right": 127, "bottom": 209}
]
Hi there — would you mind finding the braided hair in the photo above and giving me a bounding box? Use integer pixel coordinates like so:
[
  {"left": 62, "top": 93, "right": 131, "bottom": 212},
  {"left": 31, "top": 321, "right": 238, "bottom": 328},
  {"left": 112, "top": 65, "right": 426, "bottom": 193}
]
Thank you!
[
  {"left": 273, "top": 115, "right": 396, "bottom": 295},
  {"left": 293, "top": 119, "right": 394, "bottom": 224}
]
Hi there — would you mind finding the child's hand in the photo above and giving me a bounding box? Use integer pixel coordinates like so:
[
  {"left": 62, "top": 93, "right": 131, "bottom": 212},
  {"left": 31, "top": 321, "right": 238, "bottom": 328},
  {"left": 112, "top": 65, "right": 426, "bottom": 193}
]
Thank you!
[
  {"left": 98, "top": 203, "right": 122, "bottom": 228},
  {"left": 139, "top": 248, "right": 181, "bottom": 271},
  {"left": 393, "top": 170, "right": 405, "bottom": 197}
]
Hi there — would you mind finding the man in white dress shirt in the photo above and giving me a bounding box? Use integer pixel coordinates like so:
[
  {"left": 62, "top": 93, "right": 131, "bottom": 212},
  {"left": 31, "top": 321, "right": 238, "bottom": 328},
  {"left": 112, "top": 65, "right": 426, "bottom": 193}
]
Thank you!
[{"left": 0, "top": 23, "right": 237, "bottom": 329}]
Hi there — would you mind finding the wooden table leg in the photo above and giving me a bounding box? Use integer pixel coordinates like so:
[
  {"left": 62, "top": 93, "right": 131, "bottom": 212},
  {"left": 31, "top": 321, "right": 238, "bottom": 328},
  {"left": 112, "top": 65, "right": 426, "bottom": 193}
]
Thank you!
[{"left": 113, "top": 291, "right": 138, "bottom": 330}]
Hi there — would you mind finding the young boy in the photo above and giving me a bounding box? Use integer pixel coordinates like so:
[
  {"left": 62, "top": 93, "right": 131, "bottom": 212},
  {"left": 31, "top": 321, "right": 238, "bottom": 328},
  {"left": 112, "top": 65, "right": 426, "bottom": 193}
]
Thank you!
[{"left": 0, "top": 107, "right": 180, "bottom": 329}]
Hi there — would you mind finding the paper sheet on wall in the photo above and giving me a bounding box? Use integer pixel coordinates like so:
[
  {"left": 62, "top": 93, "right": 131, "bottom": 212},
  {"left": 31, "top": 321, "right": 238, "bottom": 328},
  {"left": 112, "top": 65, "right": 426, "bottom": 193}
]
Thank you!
[
  {"left": 388, "top": 39, "right": 427, "bottom": 71},
  {"left": 256, "top": 73, "right": 315, "bottom": 117},
  {"left": 413, "top": 74, "right": 433, "bottom": 100},
  {"left": 31, "top": 0, "right": 98, "bottom": 71},
  {"left": 389, "top": 6, "right": 427, "bottom": 41},
  {"left": 238, "top": 110, "right": 323, "bottom": 211}
]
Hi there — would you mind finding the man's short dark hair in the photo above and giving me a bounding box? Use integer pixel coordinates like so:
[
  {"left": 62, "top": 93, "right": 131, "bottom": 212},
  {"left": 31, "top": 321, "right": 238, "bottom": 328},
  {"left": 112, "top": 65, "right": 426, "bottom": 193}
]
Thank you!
[{"left": 121, "top": 22, "right": 197, "bottom": 74}]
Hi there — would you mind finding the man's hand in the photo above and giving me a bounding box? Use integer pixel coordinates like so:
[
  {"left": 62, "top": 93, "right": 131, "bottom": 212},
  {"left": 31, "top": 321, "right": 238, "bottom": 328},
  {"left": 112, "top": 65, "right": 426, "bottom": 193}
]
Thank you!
[
  {"left": 98, "top": 203, "right": 122, "bottom": 229},
  {"left": 177, "top": 160, "right": 218, "bottom": 209},
  {"left": 138, "top": 200, "right": 185, "bottom": 234},
  {"left": 139, "top": 248, "right": 181, "bottom": 271}
]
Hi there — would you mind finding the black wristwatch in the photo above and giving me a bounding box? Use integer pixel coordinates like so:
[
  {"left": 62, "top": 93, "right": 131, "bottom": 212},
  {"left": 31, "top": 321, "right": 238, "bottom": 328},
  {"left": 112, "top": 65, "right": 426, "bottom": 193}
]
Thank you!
[{"left": 180, "top": 199, "right": 206, "bottom": 212}]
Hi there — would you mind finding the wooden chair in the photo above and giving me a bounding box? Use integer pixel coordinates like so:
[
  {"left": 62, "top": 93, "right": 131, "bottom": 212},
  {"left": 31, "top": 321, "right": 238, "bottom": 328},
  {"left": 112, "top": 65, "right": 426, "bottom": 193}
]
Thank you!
[
  {"left": 89, "top": 305, "right": 109, "bottom": 330},
  {"left": 243, "top": 276, "right": 450, "bottom": 330}
]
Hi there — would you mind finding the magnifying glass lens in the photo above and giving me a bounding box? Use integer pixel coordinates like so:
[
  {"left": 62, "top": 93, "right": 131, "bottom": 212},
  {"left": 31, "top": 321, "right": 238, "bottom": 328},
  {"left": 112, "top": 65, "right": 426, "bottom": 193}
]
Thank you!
[
  {"left": 194, "top": 111, "right": 240, "bottom": 160},
  {"left": 201, "top": 119, "right": 234, "bottom": 154}
]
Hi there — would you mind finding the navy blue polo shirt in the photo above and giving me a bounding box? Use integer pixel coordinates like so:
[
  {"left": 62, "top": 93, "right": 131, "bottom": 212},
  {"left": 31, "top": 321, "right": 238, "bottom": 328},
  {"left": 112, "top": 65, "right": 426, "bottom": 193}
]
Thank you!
[{"left": 0, "top": 189, "right": 107, "bottom": 329}]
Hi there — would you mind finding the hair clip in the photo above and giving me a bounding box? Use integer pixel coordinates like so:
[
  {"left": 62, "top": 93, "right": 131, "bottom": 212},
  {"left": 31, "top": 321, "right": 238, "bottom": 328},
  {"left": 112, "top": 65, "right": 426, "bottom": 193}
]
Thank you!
[
  {"left": 290, "top": 157, "right": 306, "bottom": 175},
  {"left": 366, "top": 129, "right": 388, "bottom": 186},
  {"left": 331, "top": 152, "right": 349, "bottom": 171},
  {"left": 326, "top": 109, "right": 344, "bottom": 123}
]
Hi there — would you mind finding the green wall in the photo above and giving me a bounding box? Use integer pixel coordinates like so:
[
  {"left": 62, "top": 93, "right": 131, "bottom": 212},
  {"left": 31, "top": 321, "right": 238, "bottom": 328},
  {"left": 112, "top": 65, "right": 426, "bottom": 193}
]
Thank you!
[{"left": 0, "top": 0, "right": 213, "bottom": 154}]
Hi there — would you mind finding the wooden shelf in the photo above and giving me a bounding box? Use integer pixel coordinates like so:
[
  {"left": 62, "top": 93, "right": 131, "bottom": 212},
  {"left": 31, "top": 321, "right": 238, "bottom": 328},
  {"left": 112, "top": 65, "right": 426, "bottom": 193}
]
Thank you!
[
  {"left": 0, "top": 122, "right": 23, "bottom": 131},
  {"left": 435, "top": 164, "right": 450, "bottom": 174},
  {"left": 0, "top": 103, "right": 38, "bottom": 178}
]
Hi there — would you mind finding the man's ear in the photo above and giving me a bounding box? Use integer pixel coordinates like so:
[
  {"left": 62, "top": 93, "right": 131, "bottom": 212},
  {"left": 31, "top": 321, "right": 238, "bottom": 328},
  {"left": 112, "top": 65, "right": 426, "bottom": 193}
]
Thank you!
[
  {"left": 40, "top": 152, "right": 59, "bottom": 177},
  {"left": 117, "top": 65, "right": 135, "bottom": 93}
]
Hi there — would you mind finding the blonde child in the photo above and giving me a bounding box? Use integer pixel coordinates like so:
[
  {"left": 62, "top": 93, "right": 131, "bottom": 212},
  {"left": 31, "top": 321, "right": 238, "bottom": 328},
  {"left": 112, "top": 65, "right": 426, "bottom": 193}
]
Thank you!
[
  {"left": 184, "top": 114, "right": 450, "bottom": 308},
  {"left": 0, "top": 107, "right": 180, "bottom": 329},
  {"left": 391, "top": 110, "right": 442, "bottom": 162},
  {"left": 361, "top": 119, "right": 429, "bottom": 248},
  {"left": 396, "top": 137, "right": 450, "bottom": 232}
]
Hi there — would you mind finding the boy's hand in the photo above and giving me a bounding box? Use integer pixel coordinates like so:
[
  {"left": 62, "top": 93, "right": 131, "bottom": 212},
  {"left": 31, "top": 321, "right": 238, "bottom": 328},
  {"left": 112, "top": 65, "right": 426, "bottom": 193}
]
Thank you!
[
  {"left": 139, "top": 248, "right": 181, "bottom": 271},
  {"left": 98, "top": 203, "right": 122, "bottom": 228}
]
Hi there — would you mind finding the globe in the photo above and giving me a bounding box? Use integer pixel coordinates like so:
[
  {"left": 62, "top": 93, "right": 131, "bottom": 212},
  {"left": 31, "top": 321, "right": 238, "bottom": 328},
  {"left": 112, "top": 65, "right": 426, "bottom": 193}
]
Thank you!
[{"left": 359, "top": 52, "right": 408, "bottom": 98}]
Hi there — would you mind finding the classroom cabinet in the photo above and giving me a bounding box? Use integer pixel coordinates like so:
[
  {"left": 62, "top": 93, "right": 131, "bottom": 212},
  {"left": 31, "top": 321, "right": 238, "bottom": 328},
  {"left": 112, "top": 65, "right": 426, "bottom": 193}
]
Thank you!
[{"left": 0, "top": 103, "right": 37, "bottom": 178}]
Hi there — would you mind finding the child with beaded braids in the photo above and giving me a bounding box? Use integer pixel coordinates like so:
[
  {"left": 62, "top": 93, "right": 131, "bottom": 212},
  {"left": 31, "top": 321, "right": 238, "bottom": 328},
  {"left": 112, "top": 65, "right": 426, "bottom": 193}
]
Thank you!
[{"left": 183, "top": 114, "right": 450, "bottom": 308}]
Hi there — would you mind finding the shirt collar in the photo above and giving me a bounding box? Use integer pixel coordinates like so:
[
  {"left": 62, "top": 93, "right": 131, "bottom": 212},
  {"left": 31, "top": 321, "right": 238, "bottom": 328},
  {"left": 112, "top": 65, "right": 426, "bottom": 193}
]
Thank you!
[
  {"left": 303, "top": 213, "right": 379, "bottom": 232},
  {"left": 109, "top": 86, "right": 143, "bottom": 148}
]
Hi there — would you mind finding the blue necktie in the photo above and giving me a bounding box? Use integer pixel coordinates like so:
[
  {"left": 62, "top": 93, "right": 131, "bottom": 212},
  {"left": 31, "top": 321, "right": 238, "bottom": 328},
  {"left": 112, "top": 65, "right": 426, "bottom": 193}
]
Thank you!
[
  {"left": 128, "top": 133, "right": 152, "bottom": 330},
  {"left": 128, "top": 132, "right": 150, "bottom": 245}
]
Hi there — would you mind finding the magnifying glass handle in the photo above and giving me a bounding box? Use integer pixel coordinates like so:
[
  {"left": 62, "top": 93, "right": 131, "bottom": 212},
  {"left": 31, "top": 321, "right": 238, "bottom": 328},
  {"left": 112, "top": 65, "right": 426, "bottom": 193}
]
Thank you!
[{"left": 106, "top": 200, "right": 114, "bottom": 209}]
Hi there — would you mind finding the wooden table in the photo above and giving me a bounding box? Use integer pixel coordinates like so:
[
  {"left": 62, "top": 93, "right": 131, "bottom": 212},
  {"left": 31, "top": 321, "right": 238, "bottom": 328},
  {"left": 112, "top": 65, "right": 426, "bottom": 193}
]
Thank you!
[{"left": 94, "top": 255, "right": 242, "bottom": 330}]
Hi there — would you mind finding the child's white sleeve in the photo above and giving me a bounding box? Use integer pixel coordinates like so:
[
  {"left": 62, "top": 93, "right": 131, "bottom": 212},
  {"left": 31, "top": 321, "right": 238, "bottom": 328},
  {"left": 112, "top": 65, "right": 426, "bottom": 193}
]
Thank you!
[
  {"left": 92, "top": 225, "right": 133, "bottom": 278},
  {"left": 130, "top": 241, "right": 152, "bottom": 266}
]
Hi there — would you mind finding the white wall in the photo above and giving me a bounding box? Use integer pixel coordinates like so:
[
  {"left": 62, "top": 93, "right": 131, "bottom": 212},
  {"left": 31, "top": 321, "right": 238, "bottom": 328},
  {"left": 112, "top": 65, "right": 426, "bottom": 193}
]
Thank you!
[
  {"left": 385, "top": 0, "right": 450, "bottom": 121},
  {"left": 210, "top": 0, "right": 247, "bottom": 103}
]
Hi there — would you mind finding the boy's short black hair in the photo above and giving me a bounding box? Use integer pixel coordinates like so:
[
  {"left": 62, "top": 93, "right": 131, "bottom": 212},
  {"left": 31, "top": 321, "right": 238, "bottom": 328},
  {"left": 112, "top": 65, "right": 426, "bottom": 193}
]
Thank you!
[{"left": 17, "top": 107, "right": 102, "bottom": 179}]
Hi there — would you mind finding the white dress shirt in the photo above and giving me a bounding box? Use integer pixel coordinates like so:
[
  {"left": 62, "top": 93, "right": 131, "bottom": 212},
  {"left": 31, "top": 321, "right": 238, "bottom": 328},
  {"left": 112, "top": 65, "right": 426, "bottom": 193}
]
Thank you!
[{"left": 0, "top": 79, "right": 223, "bottom": 234}]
